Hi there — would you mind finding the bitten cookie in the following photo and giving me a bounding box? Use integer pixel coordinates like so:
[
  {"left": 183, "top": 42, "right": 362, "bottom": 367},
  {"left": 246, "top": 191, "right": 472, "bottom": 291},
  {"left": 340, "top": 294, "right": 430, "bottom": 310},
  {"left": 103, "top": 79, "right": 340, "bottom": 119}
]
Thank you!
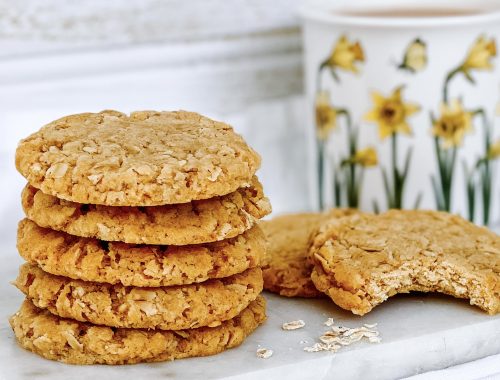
[
  {"left": 15, "top": 110, "right": 261, "bottom": 206},
  {"left": 21, "top": 177, "right": 271, "bottom": 245},
  {"left": 261, "top": 209, "right": 355, "bottom": 298},
  {"left": 10, "top": 296, "right": 266, "bottom": 365},
  {"left": 18, "top": 219, "right": 265, "bottom": 287},
  {"left": 309, "top": 210, "right": 500, "bottom": 315},
  {"left": 16, "top": 264, "right": 263, "bottom": 330}
]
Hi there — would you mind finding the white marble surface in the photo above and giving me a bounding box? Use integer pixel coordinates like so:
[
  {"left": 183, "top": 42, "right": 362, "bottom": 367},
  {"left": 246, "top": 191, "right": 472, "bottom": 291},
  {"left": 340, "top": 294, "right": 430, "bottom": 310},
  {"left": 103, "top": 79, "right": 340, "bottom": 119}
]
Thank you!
[{"left": 1, "top": 249, "right": 499, "bottom": 380}]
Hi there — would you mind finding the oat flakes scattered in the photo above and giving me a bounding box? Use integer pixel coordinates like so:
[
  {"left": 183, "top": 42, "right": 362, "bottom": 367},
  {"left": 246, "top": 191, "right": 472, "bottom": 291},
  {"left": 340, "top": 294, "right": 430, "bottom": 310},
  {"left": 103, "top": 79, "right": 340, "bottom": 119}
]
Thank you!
[
  {"left": 256, "top": 348, "right": 273, "bottom": 359},
  {"left": 324, "top": 318, "right": 335, "bottom": 327},
  {"left": 282, "top": 320, "right": 305, "bottom": 330},
  {"left": 304, "top": 322, "right": 381, "bottom": 353}
]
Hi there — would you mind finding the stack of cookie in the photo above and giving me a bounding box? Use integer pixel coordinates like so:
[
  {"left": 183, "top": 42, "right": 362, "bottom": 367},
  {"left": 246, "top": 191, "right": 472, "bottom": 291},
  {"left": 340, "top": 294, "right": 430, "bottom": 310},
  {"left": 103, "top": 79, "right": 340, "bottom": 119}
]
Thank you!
[{"left": 10, "top": 110, "right": 271, "bottom": 364}]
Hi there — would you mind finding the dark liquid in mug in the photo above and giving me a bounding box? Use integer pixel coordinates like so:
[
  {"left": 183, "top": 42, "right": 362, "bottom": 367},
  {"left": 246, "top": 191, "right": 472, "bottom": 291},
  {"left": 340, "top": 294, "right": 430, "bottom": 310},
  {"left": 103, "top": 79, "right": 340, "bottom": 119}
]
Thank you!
[{"left": 336, "top": 8, "right": 484, "bottom": 18}]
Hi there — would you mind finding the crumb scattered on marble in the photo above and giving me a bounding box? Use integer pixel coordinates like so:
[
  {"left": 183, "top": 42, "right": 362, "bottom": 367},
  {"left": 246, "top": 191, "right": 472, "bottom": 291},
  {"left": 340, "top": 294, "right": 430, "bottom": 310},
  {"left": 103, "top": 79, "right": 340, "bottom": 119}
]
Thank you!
[
  {"left": 304, "top": 343, "right": 339, "bottom": 353},
  {"left": 304, "top": 322, "right": 380, "bottom": 353},
  {"left": 256, "top": 348, "right": 273, "bottom": 359},
  {"left": 282, "top": 320, "right": 305, "bottom": 330},
  {"left": 299, "top": 340, "right": 308, "bottom": 344},
  {"left": 324, "top": 318, "right": 335, "bottom": 327}
]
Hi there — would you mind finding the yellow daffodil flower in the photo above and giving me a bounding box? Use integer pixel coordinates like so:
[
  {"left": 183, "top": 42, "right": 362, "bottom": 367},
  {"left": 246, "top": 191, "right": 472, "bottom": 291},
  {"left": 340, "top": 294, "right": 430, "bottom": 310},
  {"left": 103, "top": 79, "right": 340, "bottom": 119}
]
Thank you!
[
  {"left": 315, "top": 91, "right": 337, "bottom": 140},
  {"left": 488, "top": 139, "right": 500, "bottom": 159},
  {"left": 364, "top": 86, "right": 420, "bottom": 139},
  {"left": 326, "top": 35, "right": 364, "bottom": 73},
  {"left": 353, "top": 147, "right": 378, "bottom": 167},
  {"left": 400, "top": 38, "right": 427, "bottom": 72},
  {"left": 461, "top": 36, "right": 497, "bottom": 72},
  {"left": 432, "top": 99, "right": 473, "bottom": 148}
]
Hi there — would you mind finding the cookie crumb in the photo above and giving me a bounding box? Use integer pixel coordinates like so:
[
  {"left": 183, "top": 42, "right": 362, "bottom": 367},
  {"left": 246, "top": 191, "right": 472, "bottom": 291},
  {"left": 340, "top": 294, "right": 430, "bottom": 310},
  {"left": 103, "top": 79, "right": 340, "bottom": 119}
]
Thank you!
[
  {"left": 256, "top": 348, "right": 273, "bottom": 359},
  {"left": 304, "top": 322, "right": 380, "bottom": 353},
  {"left": 282, "top": 320, "right": 305, "bottom": 330},
  {"left": 324, "top": 318, "right": 335, "bottom": 327},
  {"left": 304, "top": 342, "right": 339, "bottom": 353}
]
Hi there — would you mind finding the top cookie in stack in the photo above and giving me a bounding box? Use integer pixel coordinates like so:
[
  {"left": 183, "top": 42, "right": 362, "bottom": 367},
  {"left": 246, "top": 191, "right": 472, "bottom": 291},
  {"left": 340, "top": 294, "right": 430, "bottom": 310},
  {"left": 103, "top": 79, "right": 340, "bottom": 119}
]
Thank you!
[{"left": 11, "top": 110, "right": 271, "bottom": 365}]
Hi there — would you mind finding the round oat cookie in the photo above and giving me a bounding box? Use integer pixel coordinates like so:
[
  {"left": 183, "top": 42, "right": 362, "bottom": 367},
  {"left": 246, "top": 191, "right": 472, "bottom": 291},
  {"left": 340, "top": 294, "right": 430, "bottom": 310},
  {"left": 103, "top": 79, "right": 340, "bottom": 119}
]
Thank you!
[
  {"left": 18, "top": 219, "right": 265, "bottom": 287},
  {"left": 261, "top": 209, "right": 355, "bottom": 298},
  {"left": 9, "top": 296, "right": 266, "bottom": 365},
  {"left": 15, "top": 263, "right": 263, "bottom": 330},
  {"left": 309, "top": 210, "right": 500, "bottom": 316},
  {"left": 21, "top": 177, "right": 271, "bottom": 245},
  {"left": 15, "top": 110, "right": 261, "bottom": 206}
]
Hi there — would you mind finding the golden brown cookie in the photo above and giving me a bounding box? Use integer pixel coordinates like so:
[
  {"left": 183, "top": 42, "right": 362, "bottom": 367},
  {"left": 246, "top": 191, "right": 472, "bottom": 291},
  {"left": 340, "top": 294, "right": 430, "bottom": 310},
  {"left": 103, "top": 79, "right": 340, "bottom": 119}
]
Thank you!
[
  {"left": 18, "top": 219, "right": 265, "bottom": 287},
  {"left": 21, "top": 177, "right": 271, "bottom": 245},
  {"left": 309, "top": 210, "right": 500, "bottom": 315},
  {"left": 261, "top": 209, "right": 355, "bottom": 298},
  {"left": 10, "top": 296, "right": 266, "bottom": 365},
  {"left": 15, "top": 110, "right": 261, "bottom": 206},
  {"left": 15, "top": 263, "right": 263, "bottom": 330}
]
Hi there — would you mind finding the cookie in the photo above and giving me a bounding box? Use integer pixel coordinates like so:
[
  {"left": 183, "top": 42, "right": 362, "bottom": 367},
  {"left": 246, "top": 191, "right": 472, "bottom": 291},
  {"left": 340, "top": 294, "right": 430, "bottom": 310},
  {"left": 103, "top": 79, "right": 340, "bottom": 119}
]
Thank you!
[
  {"left": 309, "top": 210, "right": 500, "bottom": 315},
  {"left": 15, "top": 263, "right": 263, "bottom": 330},
  {"left": 21, "top": 177, "right": 271, "bottom": 245},
  {"left": 15, "top": 110, "right": 261, "bottom": 206},
  {"left": 261, "top": 209, "right": 355, "bottom": 298},
  {"left": 18, "top": 219, "right": 265, "bottom": 287},
  {"left": 10, "top": 296, "right": 266, "bottom": 365}
]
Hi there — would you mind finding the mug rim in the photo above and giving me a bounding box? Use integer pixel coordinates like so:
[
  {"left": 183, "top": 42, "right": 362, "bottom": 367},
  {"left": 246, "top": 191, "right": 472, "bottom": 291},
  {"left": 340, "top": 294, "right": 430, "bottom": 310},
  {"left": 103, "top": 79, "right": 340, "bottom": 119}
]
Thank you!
[{"left": 298, "top": 0, "right": 500, "bottom": 28}]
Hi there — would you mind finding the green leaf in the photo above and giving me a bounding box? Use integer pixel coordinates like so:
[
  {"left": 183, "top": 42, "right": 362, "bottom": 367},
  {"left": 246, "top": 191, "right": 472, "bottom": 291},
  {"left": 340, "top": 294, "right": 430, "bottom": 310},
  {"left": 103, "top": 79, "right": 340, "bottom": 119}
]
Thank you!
[
  {"left": 433, "top": 136, "right": 446, "bottom": 189},
  {"left": 463, "top": 70, "right": 476, "bottom": 85},
  {"left": 333, "top": 173, "right": 342, "bottom": 208},
  {"left": 402, "top": 147, "right": 414, "bottom": 180},
  {"left": 413, "top": 192, "right": 423, "bottom": 210},
  {"left": 317, "top": 140, "right": 325, "bottom": 210},
  {"left": 329, "top": 67, "right": 340, "bottom": 83},
  {"left": 381, "top": 167, "right": 394, "bottom": 208},
  {"left": 481, "top": 162, "right": 492, "bottom": 225},
  {"left": 431, "top": 175, "right": 445, "bottom": 210}
]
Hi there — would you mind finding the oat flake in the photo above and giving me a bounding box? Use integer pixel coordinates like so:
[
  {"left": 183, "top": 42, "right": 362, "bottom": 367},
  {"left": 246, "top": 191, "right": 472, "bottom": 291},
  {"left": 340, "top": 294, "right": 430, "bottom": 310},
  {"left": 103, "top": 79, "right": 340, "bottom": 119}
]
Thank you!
[
  {"left": 282, "top": 320, "right": 305, "bottom": 330},
  {"left": 256, "top": 348, "right": 273, "bottom": 359}
]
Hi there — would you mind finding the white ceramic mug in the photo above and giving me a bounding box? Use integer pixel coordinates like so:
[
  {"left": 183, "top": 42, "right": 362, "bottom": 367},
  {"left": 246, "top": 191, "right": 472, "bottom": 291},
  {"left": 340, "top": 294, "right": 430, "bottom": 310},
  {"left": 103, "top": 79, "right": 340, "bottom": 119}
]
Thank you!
[{"left": 300, "top": 0, "right": 500, "bottom": 225}]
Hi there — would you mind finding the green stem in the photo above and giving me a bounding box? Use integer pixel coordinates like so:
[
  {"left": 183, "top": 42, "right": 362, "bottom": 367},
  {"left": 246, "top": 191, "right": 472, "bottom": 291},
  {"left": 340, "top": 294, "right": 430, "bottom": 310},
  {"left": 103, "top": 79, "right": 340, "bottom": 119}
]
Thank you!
[
  {"left": 316, "top": 61, "right": 327, "bottom": 91},
  {"left": 391, "top": 133, "right": 402, "bottom": 209},
  {"left": 444, "top": 146, "right": 457, "bottom": 212},
  {"left": 317, "top": 139, "right": 325, "bottom": 211},
  {"left": 338, "top": 110, "right": 359, "bottom": 208},
  {"left": 443, "top": 67, "right": 461, "bottom": 103},
  {"left": 333, "top": 166, "right": 342, "bottom": 208},
  {"left": 479, "top": 110, "right": 492, "bottom": 225},
  {"left": 432, "top": 135, "right": 445, "bottom": 210},
  {"left": 356, "top": 168, "right": 365, "bottom": 208},
  {"left": 315, "top": 61, "right": 327, "bottom": 211},
  {"left": 463, "top": 161, "right": 475, "bottom": 222},
  {"left": 482, "top": 164, "right": 491, "bottom": 225}
]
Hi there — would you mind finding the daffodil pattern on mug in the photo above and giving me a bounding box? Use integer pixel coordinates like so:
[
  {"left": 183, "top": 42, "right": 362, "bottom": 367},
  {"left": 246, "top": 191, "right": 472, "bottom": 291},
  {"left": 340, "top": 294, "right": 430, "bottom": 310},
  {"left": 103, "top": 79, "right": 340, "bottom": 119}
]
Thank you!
[
  {"left": 365, "top": 86, "right": 421, "bottom": 210},
  {"left": 398, "top": 38, "right": 427, "bottom": 73},
  {"left": 315, "top": 35, "right": 373, "bottom": 209},
  {"left": 313, "top": 33, "right": 498, "bottom": 224},
  {"left": 323, "top": 35, "right": 365, "bottom": 74},
  {"left": 315, "top": 91, "right": 337, "bottom": 141},
  {"left": 365, "top": 86, "right": 420, "bottom": 139},
  {"left": 432, "top": 99, "right": 473, "bottom": 149}
]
